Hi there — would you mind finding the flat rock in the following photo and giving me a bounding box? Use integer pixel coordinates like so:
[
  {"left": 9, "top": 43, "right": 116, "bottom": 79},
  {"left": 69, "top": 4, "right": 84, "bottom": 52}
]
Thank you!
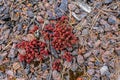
[
  {"left": 77, "top": 55, "right": 84, "bottom": 65},
  {"left": 87, "top": 69, "right": 95, "bottom": 75},
  {"left": 108, "top": 15, "right": 116, "bottom": 25},
  {"left": 104, "top": 0, "right": 113, "bottom": 4},
  {"left": 100, "top": 65, "right": 109, "bottom": 75}
]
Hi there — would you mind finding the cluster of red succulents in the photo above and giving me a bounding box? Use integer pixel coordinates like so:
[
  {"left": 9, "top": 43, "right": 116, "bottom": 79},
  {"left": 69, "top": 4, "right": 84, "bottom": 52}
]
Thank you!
[
  {"left": 42, "top": 16, "right": 78, "bottom": 51},
  {"left": 16, "top": 39, "right": 49, "bottom": 63},
  {"left": 62, "top": 52, "right": 73, "bottom": 62},
  {"left": 42, "top": 24, "right": 54, "bottom": 40},
  {"left": 52, "top": 59, "right": 61, "bottom": 71},
  {"left": 16, "top": 16, "right": 78, "bottom": 72}
]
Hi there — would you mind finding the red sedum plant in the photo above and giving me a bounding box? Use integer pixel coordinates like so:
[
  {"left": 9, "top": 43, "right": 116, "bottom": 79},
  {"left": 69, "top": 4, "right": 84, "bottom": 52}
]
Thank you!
[
  {"left": 62, "top": 52, "right": 73, "bottom": 62},
  {"left": 43, "top": 16, "right": 78, "bottom": 51},
  {"left": 16, "top": 39, "right": 49, "bottom": 63},
  {"left": 52, "top": 59, "right": 61, "bottom": 71},
  {"left": 16, "top": 16, "right": 78, "bottom": 71}
]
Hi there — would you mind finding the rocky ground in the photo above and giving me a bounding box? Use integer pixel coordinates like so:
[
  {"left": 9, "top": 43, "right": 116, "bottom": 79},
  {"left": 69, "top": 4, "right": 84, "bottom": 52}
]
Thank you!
[{"left": 0, "top": 0, "right": 120, "bottom": 80}]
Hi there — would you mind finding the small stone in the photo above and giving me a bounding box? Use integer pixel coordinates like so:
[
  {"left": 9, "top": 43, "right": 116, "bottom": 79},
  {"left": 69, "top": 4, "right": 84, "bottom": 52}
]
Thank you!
[
  {"left": 115, "top": 47, "right": 120, "bottom": 56},
  {"left": 83, "top": 52, "right": 91, "bottom": 58},
  {"left": 26, "top": 34, "right": 35, "bottom": 41},
  {"left": 108, "top": 16, "right": 116, "bottom": 25},
  {"left": 75, "top": 9, "right": 80, "bottom": 14},
  {"left": 36, "top": 16, "right": 43, "bottom": 22},
  {"left": 70, "top": 63, "right": 78, "bottom": 71},
  {"left": 1, "top": 14, "right": 11, "bottom": 21},
  {"left": 71, "top": 49, "right": 78, "bottom": 56},
  {"left": 92, "top": 50, "right": 100, "bottom": 56},
  {"left": 82, "top": 29, "right": 89, "bottom": 35},
  {"left": 41, "top": 63, "right": 48, "bottom": 71},
  {"left": 11, "top": 12, "right": 19, "bottom": 21},
  {"left": 8, "top": 43, "right": 16, "bottom": 58},
  {"left": 104, "top": 0, "right": 113, "bottom": 4},
  {"left": 100, "top": 65, "right": 109, "bottom": 75},
  {"left": 88, "top": 62, "right": 94, "bottom": 68},
  {"left": 18, "top": 49, "right": 26, "bottom": 55},
  {"left": 91, "top": 76, "right": 100, "bottom": 80},
  {"left": 45, "top": 3, "right": 50, "bottom": 9},
  {"left": 88, "top": 57, "right": 95, "bottom": 62},
  {"left": 6, "top": 70, "right": 14, "bottom": 76},
  {"left": 52, "top": 70, "right": 61, "bottom": 80},
  {"left": 94, "top": 40, "right": 101, "bottom": 48},
  {"left": 17, "top": 24, "right": 22, "bottom": 31},
  {"left": 67, "top": 47, "right": 73, "bottom": 52},
  {"left": 95, "top": 61, "right": 100, "bottom": 66},
  {"left": 13, "top": 62, "right": 20, "bottom": 70},
  {"left": 0, "top": 51, "right": 8, "bottom": 60},
  {"left": 27, "top": 11, "right": 34, "bottom": 18},
  {"left": 4, "top": 29, "right": 10, "bottom": 39},
  {"left": 63, "top": 61, "right": 71, "bottom": 68},
  {"left": 24, "top": 64, "right": 30, "bottom": 75},
  {"left": 60, "top": 0, "right": 68, "bottom": 11},
  {"left": 77, "top": 55, "right": 84, "bottom": 65},
  {"left": 68, "top": 3, "right": 76, "bottom": 11},
  {"left": 87, "top": 69, "right": 95, "bottom": 75},
  {"left": 102, "top": 51, "right": 111, "bottom": 63}
]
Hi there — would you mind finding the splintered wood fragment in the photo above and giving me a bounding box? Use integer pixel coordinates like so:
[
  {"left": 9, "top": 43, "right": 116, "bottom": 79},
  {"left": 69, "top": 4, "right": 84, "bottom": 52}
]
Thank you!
[
  {"left": 76, "top": 0, "right": 92, "bottom": 13},
  {"left": 72, "top": 12, "right": 81, "bottom": 21},
  {"left": 77, "top": 1, "right": 91, "bottom": 13}
]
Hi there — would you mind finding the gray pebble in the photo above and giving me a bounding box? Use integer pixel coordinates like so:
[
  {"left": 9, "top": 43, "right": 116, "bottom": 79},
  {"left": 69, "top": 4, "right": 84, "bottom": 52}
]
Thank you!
[
  {"left": 27, "top": 11, "right": 34, "bottom": 18},
  {"left": 83, "top": 52, "right": 91, "bottom": 58},
  {"left": 108, "top": 16, "right": 116, "bottom": 25},
  {"left": 104, "top": 0, "right": 113, "bottom": 4},
  {"left": 95, "top": 61, "right": 101, "bottom": 66},
  {"left": 82, "top": 29, "right": 89, "bottom": 35},
  {"left": 25, "top": 68, "right": 30, "bottom": 75},
  {"left": 91, "top": 76, "right": 100, "bottom": 80},
  {"left": 59, "top": 0, "right": 68, "bottom": 11},
  {"left": 50, "top": 46, "right": 58, "bottom": 58},
  {"left": 3, "top": 7, "right": 9, "bottom": 14},
  {"left": 8, "top": 43, "right": 16, "bottom": 58},
  {"left": 77, "top": 55, "right": 84, "bottom": 65},
  {"left": 75, "top": 9, "right": 80, "bottom": 14},
  {"left": 87, "top": 69, "right": 95, "bottom": 75},
  {"left": 71, "top": 49, "right": 78, "bottom": 56},
  {"left": 0, "top": 6, "right": 5, "bottom": 14},
  {"left": 67, "top": 47, "right": 73, "bottom": 52},
  {"left": 68, "top": 3, "right": 76, "bottom": 11},
  {"left": 88, "top": 62, "right": 94, "bottom": 68},
  {"left": 1, "top": 14, "right": 11, "bottom": 21},
  {"left": 41, "top": 63, "right": 48, "bottom": 71},
  {"left": 100, "top": 65, "right": 109, "bottom": 75},
  {"left": 79, "top": 13, "right": 87, "bottom": 20},
  {"left": 104, "top": 23, "right": 112, "bottom": 31},
  {"left": 70, "top": 63, "right": 78, "bottom": 71},
  {"left": 17, "top": 23, "right": 22, "bottom": 31}
]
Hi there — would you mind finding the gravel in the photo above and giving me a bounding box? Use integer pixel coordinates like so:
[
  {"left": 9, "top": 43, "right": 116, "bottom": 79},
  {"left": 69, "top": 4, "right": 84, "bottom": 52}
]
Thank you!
[{"left": 0, "top": 0, "right": 119, "bottom": 80}]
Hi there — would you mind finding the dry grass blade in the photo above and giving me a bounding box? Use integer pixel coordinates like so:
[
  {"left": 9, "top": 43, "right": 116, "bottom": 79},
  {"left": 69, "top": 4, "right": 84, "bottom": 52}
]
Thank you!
[
  {"left": 114, "top": 57, "right": 120, "bottom": 80},
  {"left": 90, "top": 10, "right": 100, "bottom": 31}
]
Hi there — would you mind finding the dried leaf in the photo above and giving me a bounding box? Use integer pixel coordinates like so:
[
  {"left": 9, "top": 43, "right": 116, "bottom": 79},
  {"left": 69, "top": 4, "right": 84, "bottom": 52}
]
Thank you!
[{"left": 0, "top": 65, "right": 5, "bottom": 72}]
